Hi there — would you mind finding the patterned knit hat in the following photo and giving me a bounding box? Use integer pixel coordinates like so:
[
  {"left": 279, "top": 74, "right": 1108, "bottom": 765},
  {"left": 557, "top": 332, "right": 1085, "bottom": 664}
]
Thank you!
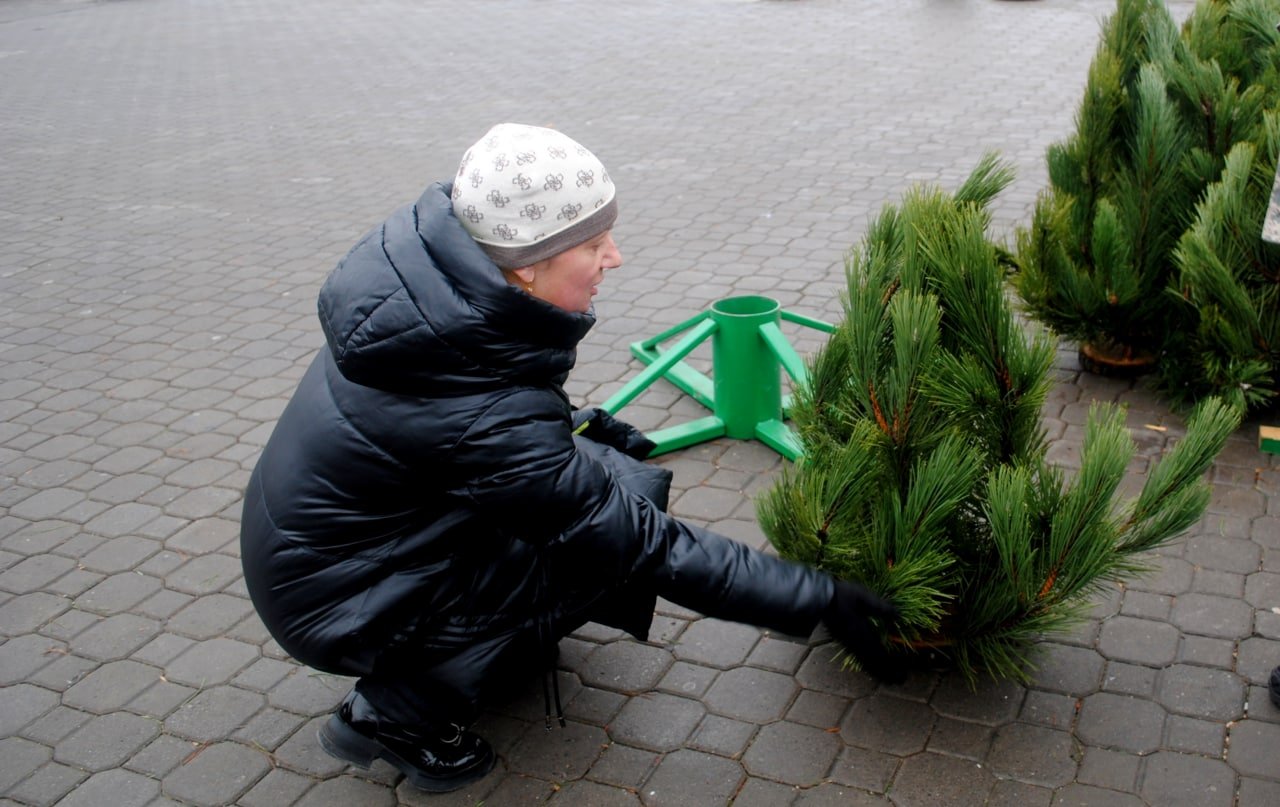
[{"left": 451, "top": 123, "right": 617, "bottom": 269}]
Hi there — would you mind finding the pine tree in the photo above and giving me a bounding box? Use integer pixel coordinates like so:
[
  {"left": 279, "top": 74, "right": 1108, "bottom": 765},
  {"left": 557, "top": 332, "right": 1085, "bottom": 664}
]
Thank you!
[
  {"left": 1163, "top": 115, "right": 1280, "bottom": 410},
  {"left": 759, "top": 157, "right": 1241, "bottom": 685},
  {"left": 1016, "top": 0, "right": 1280, "bottom": 408},
  {"left": 1015, "top": 0, "right": 1196, "bottom": 363}
]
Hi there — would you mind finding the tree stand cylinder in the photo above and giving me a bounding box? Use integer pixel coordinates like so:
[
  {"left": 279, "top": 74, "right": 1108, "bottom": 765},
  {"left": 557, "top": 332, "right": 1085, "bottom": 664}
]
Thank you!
[{"left": 709, "top": 296, "right": 783, "bottom": 439}]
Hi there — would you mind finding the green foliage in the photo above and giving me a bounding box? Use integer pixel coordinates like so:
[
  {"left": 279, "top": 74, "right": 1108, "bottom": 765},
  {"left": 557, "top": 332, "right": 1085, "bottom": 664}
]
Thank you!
[
  {"left": 1014, "top": 0, "right": 1280, "bottom": 411},
  {"left": 1163, "top": 119, "right": 1280, "bottom": 409},
  {"left": 760, "top": 160, "right": 1241, "bottom": 685}
]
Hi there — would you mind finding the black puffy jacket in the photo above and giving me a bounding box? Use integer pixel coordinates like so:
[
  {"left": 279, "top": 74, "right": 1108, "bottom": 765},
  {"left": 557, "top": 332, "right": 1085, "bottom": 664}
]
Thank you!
[{"left": 240, "top": 183, "right": 834, "bottom": 707}]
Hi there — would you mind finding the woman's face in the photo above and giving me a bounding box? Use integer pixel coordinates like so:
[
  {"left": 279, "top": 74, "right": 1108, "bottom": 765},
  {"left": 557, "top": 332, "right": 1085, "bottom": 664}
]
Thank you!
[{"left": 526, "top": 231, "right": 623, "bottom": 313}]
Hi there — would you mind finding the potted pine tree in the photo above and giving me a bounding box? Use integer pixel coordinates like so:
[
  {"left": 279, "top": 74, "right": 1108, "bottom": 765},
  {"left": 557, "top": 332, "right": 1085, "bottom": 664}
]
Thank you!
[
  {"left": 1163, "top": 126, "right": 1280, "bottom": 411},
  {"left": 1016, "top": 0, "right": 1280, "bottom": 390},
  {"left": 759, "top": 157, "right": 1240, "bottom": 684}
]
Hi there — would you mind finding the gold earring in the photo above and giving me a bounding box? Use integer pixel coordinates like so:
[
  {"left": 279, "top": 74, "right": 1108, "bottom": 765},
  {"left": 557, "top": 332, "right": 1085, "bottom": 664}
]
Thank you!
[{"left": 525, "top": 280, "right": 534, "bottom": 293}]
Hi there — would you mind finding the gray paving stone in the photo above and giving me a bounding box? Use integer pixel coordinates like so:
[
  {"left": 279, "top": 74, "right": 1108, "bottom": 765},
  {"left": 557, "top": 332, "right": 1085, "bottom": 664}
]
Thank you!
[
  {"left": 578, "top": 640, "right": 674, "bottom": 693},
  {"left": 927, "top": 716, "right": 994, "bottom": 761},
  {"left": 672, "top": 618, "right": 760, "bottom": 667},
  {"left": 79, "top": 535, "right": 161, "bottom": 576},
  {"left": 0, "top": 591, "right": 71, "bottom": 635},
  {"left": 888, "top": 752, "right": 994, "bottom": 807},
  {"left": 987, "top": 779, "right": 1053, "bottom": 807},
  {"left": 163, "top": 636, "right": 259, "bottom": 688},
  {"left": 1019, "top": 689, "right": 1077, "bottom": 731},
  {"left": 129, "top": 678, "right": 197, "bottom": 719},
  {"left": 549, "top": 779, "right": 641, "bottom": 806},
  {"left": 1029, "top": 642, "right": 1104, "bottom": 696},
  {"left": 640, "top": 749, "right": 743, "bottom": 806},
  {"left": 270, "top": 717, "right": 350, "bottom": 778},
  {"left": 1184, "top": 535, "right": 1261, "bottom": 574},
  {"left": 791, "top": 784, "right": 891, "bottom": 806},
  {"left": 165, "top": 553, "right": 241, "bottom": 595},
  {"left": 1096, "top": 615, "right": 1180, "bottom": 666},
  {"left": 930, "top": 675, "right": 1024, "bottom": 726},
  {"left": 1139, "top": 750, "right": 1235, "bottom": 807},
  {"left": 587, "top": 742, "right": 658, "bottom": 789},
  {"left": 0, "top": 737, "right": 51, "bottom": 793},
  {"left": 127, "top": 734, "right": 201, "bottom": 779},
  {"left": 135, "top": 588, "right": 194, "bottom": 621},
  {"left": 786, "top": 688, "right": 849, "bottom": 729},
  {"left": 0, "top": 520, "right": 77, "bottom": 557},
  {"left": 1119, "top": 590, "right": 1172, "bottom": 619},
  {"left": 82, "top": 506, "right": 164, "bottom": 542},
  {"left": 0, "top": 554, "right": 76, "bottom": 594},
  {"left": 161, "top": 741, "right": 271, "bottom": 807},
  {"left": 237, "top": 769, "right": 316, "bottom": 807},
  {"left": 165, "top": 593, "right": 255, "bottom": 640},
  {"left": 564, "top": 686, "right": 628, "bottom": 727},
  {"left": 702, "top": 666, "right": 797, "bottom": 723},
  {"left": 609, "top": 692, "right": 704, "bottom": 752},
  {"left": 1076, "top": 692, "right": 1165, "bottom": 754},
  {"left": 132, "top": 632, "right": 197, "bottom": 668},
  {"left": 986, "top": 722, "right": 1077, "bottom": 787},
  {"left": 655, "top": 660, "right": 718, "bottom": 699},
  {"left": 62, "top": 659, "right": 161, "bottom": 713},
  {"left": 1226, "top": 719, "right": 1280, "bottom": 778},
  {"left": 729, "top": 777, "right": 801, "bottom": 807},
  {"left": 19, "top": 706, "right": 91, "bottom": 746},
  {"left": 26, "top": 653, "right": 97, "bottom": 693},
  {"left": 293, "top": 774, "right": 396, "bottom": 807},
  {"left": 165, "top": 685, "right": 264, "bottom": 741},
  {"left": 1177, "top": 634, "right": 1237, "bottom": 669},
  {"left": 74, "top": 571, "right": 163, "bottom": 614},
  {"left": 794, "top": 644, "right": 878, "bottom": 700},
  {"left": 1164, "top": 714, "right": 1226, "bottom": 757},
  {"left": 1237, "top": 777, "right": 1280, "bottom": 806},
  {"left": 1050, "top": 783, "right": 1143, "bottom": 806},
  {"left": 1244, "top": 570, "right": 1280, "bottom": 608},
  {"left": 746, "top": 634, "right": 810, "bottom": 674},
  {"left": 1077, "top": 746, "right": 1139, "bottom": 792},
  {"left": 1156, "top": 664, "right": 1245, "bottom": 721},
  {"left": 506, "top": 720, "right": 607, "bottom": 780},
  {"left": 828, "top": 745, "right": 898, "bottom": 794},
  {"left": 54, "top": 712, "right": 160, "bottom": 771},
  {"left": 1170, "top": 592, "right": 1255, "bottom": 639},
  {"left": 687, "top": 714, "right": 755, "bottom": 758},
  {"left": 741, "top": 720, "right": 839, "bottom": 786},
  {"left": 0, "top": 633, "right": 58, "bottom": 684},
  {"left": 1101, "top": 661, "right": 1159, "bottom": 698},
  {"left": 233, "top": 707, "right": 307, "bottom": 751},
  {"left": 7, "top": 760, "right": 87, "bottom": 807},
  {"left": 456, "top": 773, "right": 555, "bottom": 805},
  {"left": 68, "top": 612, "right": 160, "bottom": 661},
  {"left": 56, "top": 768, "right": 158, "bottom": 807}
]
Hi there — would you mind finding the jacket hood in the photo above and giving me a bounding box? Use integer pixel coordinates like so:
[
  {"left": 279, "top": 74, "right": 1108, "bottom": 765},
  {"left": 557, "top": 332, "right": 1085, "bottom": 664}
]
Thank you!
[{"left": 318, "top": 183, "right": 596, "bottom": 395}]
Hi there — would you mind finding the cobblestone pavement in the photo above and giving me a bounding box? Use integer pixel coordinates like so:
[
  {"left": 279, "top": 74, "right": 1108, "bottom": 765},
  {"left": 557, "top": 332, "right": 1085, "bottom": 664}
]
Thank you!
[{"left": 3, "top": 0, "right": 1279, "bottom": 805}]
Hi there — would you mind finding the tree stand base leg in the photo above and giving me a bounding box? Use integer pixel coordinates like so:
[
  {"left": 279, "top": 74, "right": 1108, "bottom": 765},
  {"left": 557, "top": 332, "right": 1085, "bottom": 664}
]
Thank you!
[{"left": 599, "top": 296, "right": 835, "bottom": 461}]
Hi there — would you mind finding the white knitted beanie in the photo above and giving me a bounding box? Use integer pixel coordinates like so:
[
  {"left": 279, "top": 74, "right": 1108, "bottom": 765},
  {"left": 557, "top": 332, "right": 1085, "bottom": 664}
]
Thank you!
[{"left": 451, "top": 123, "right": 617, "bottom": 269}]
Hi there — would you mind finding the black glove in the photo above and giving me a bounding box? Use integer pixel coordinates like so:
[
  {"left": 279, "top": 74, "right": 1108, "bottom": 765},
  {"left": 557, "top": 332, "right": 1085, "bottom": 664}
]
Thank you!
[
  {"left": 571, "top": 408, "right": 657, "bottom": 460},
  {"left": 823, "top": 580, "right": 908, "bottom": 685}
]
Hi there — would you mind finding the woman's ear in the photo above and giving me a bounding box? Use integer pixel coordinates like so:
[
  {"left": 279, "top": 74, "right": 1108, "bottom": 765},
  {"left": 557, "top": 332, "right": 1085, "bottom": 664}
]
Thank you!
[{"left": 509, "top": 266, "right": 536, "bottom": 287}]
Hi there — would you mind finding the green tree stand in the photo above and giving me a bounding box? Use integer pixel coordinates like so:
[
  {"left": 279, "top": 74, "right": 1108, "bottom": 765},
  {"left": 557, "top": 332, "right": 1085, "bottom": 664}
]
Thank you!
[{"left": 599, "top": 295, "right": 834, "bottom": 461}]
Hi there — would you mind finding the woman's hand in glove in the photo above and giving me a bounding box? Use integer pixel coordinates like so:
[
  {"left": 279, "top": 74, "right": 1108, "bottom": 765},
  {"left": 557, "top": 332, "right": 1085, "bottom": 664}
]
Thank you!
[{"left": 823, "top": 580, "right": 908, "bottom": 685}]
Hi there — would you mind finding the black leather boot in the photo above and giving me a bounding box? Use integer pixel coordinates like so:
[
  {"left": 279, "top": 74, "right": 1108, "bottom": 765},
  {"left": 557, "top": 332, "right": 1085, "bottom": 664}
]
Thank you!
[{"left": 318, "top": 690, "right": 495, "bottom": 793}]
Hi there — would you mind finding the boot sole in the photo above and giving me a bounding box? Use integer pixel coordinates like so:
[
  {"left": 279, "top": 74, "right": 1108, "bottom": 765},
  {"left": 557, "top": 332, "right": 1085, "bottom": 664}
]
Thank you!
[{"left": 317, "top": 715, "right": 496, "bottom": 793}]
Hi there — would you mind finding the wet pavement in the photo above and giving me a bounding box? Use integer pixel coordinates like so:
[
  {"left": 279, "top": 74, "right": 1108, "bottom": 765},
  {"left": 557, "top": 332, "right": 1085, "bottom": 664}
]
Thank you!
[{"left": 3, "top": 0, "right": 1279, "bottom": 805}]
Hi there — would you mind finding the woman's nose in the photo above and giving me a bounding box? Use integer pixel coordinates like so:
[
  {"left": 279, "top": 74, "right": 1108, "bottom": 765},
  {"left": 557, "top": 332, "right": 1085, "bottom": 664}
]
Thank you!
[{"left": 604, "top": 235, "right": 623, "bottom": 269}]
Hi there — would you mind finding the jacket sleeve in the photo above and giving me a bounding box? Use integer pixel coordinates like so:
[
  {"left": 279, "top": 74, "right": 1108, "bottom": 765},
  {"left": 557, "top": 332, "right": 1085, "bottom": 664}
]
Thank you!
[{"left": 453, "top": 388, "right": 834, "bottom": 637}]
